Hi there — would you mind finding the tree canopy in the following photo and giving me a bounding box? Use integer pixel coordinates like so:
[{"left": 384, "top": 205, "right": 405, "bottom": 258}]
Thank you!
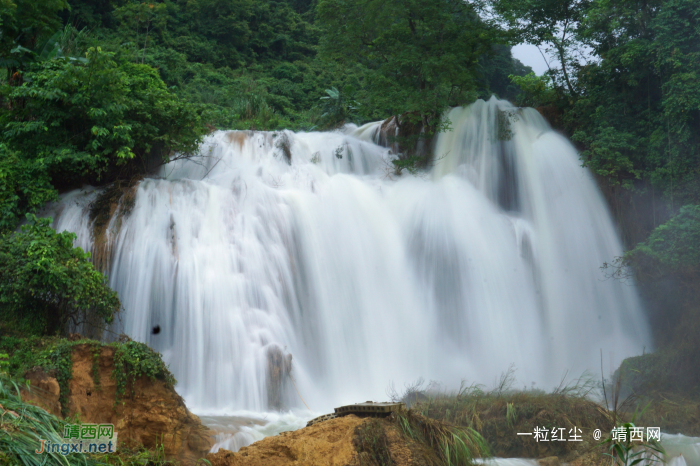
[
  {"left": 317, "top": 0, "right": 504, "bottom": 128},
  {"left": 1, "top": 46, "right": 205, "bottom": 190}
]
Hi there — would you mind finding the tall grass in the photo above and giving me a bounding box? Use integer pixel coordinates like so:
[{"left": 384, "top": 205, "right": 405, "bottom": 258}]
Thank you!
[{"left": 395, "top": 408, "right": 490, "bottom": 466}]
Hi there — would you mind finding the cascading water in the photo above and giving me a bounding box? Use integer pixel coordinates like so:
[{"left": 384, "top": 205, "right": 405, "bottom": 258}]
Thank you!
[{"left": 47, "top": 97, "right": 650, "bottom": 421}]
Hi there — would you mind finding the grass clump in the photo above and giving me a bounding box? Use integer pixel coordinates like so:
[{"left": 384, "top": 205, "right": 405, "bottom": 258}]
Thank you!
[
  {"left": 395, "top": 408, "right": 490, "bottom": 466},
  {"left": 352, "top": 409, "right": 488, "bottom": 466},
  {"left": 354, "top": 418, "right": 395, "bottom": 466}
]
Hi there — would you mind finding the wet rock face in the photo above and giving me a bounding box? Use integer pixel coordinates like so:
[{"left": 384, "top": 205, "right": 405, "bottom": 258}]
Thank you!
[
  {"left": 23, "top": 344, "right": 213, "bottom": 465},
  {"left": 374, "top": 113, "right": 433, "bottom": 162},
  {"left": 266, "top": 345, "right": 293, "bottom": 410}
]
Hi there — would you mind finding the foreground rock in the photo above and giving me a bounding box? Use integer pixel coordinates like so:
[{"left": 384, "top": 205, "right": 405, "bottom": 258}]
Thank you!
[
  {"left": 207, "top": 415, "right": 362, "bottom": 466},
  {"left": 23, "top": 343, "right": 212, "bottom": 465},
  {"left": 207, "top": 414, "right": 445, "bottom": 466}
]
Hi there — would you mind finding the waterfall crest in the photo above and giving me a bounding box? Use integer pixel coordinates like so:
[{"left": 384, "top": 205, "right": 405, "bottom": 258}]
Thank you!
[{"left": 48, "top": 98, "right": 650, "bottom": 414}]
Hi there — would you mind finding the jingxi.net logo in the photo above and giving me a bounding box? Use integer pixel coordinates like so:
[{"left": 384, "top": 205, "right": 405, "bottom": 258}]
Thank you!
[{"left": 36, "top": 423, "right": 118, "bottom": 455}]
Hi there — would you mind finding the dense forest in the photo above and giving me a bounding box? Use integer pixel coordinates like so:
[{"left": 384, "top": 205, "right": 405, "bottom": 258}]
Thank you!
[{"left": 0, "top": 0, "right": 698, "bottom": 416}]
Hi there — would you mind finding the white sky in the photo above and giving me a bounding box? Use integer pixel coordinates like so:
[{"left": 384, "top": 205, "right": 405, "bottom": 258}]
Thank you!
[{"left": 511, "top": 43, "right": 552, "bottom": 76}]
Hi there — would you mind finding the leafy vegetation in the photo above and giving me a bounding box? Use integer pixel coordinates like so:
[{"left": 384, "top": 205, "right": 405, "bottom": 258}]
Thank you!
[
  {"left": 605, "top": 206, "right": 700, "bottom": 400},
  {"left": 1, "top": 46, "right": 205, "bottom": 190},
  {"left": 317, "top": 0, "right": 502, "bottom": 129},
  {"left": 0, "top": 144, "right": 57, "bottom": 233},
  {"left": 0, "top": 0, "right": 69, "bottom": 70},
  {"left": 319, "top": 86, "right": 360, "bottom": 129},
  {"left": 626, "top": 204, "right": 700, "bottom": 272},
  {"left": 113, "top": 340, "right": 176, "bottom": 406},
  {"left": 0, "top": 216, "right": 120, "bottom": 337},
  {"left": 600, "top": 418, "right": 665, "bottom": 466}
]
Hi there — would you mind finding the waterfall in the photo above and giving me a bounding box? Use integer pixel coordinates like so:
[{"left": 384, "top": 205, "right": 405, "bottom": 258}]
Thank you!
[{"left": 47, "top": 97, "right": 651, "bottom": 415}]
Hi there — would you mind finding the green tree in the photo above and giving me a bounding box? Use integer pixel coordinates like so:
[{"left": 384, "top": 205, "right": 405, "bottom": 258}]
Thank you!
[
  {"left": 488, "top": 0, "right": 589, "bottom": 97},
  {"left": 0, "top": 47, "right": 205, "bottom": 189},
  {"left": 509, "top": 72, "right": 558, "bottom": 108},
  {"left": 317, "top": 0, "right": 500, "bottom": 130},
  {"left": 0, "top": 216, "right": 121, "bottom": 336},
  {"left": 572, "top": 0, "right": 700, "bottom": 209}
]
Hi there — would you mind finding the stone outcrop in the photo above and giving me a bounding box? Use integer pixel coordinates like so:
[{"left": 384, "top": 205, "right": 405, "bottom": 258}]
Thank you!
[
  {"left": 206, "top": 413, "right": 446, "bottom": 466},
  {"left": 207, "top": 415, "right": 364, "bottom": 466},
  {"left": 22, "top": 344, "right": 212, "bottom": 465},
  {"left": 374, "top": 112, "right": 433, "bottom": 162}
]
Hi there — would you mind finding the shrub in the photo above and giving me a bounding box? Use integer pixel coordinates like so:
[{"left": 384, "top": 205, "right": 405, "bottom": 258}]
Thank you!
[{"left": 0, "top": 216, "right": 120, "bottom": 337}]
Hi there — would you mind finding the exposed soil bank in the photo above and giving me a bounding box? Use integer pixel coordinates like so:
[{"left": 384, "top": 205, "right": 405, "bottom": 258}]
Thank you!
[{"left": 22, "top": 344, "right": 213, "bottom": 465}]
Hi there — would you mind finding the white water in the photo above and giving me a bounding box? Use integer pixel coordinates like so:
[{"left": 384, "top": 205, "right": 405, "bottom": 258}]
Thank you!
[
  {"left": 662, "top": 434, "right": 700, "bottom": 466},
  {"left": 201, "top": 412, "right": 309, "bottom": 453},
  {"left": 475, "top": 459, "right": 539, "bottom": 466},
  {"left": 48, "top": 97, "right": 650, "bottom": 419}
]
